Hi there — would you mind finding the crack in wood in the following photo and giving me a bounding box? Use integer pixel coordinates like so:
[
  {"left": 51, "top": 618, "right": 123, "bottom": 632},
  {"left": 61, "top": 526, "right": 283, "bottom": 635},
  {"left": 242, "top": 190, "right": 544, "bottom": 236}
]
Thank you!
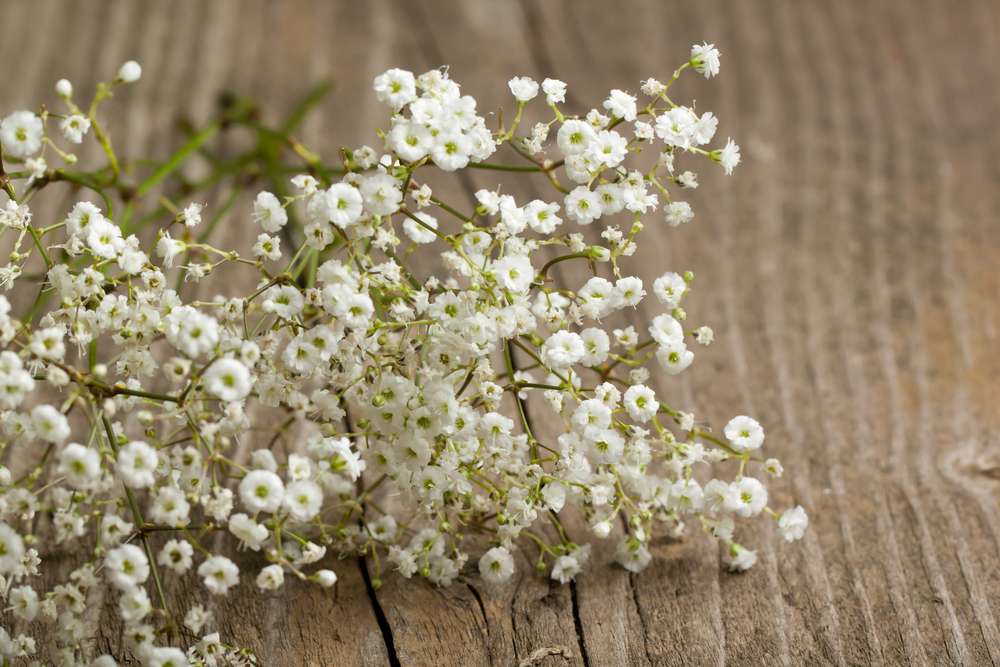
[
  {"left": 359, "top": 557, "right": 401, "bottom": 667},
  {"left": 465, "top": 581, "right": 490, "bottom": 632},
  {"left": 569, "top": 581, "right": 592, "bottom": 667}
]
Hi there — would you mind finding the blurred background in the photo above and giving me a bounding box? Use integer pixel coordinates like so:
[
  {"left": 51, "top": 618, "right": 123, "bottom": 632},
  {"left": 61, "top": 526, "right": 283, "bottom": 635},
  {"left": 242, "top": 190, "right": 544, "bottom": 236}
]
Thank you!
[{"left": 3, "top": 1, "right": 1000, "bottom": 664}]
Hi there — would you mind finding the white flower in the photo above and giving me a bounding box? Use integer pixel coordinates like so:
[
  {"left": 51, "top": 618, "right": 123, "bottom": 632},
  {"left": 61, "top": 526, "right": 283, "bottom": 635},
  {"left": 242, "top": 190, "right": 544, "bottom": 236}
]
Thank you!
[
  {"left": 402, "top": 211, "right": 438, "bottom": 244},
  {"left": 656, "top": 341, "right": 693, "bottom": 375},
  {"left": 287, "top": 453, "right": 313, "bottom": 481},
  {"left": 724, "top": 415, "right": 764, "bottom": 452},
  {"left": 524, "top": 199, "right": 561, "bottom": 234},
  {"left": 149, "top": 486, "right": 191, "bottom": 527},
  {"left": 778, "top": 506, "right": 809, "bottom": 542},
  {"left": 322, "top": 183, "right": 364, "bottom": 228},
  {"left": 725, "top": 477, "right": 768, "bottom": 518},
  {"left": 0, "top": 111, "right": 43, "bottom": 158},
  {"left": 656, "top": 107, "right": 699, "bottom": 150},
  {"left": 228, "top": 513, "right": 269, "bottom": 551},
  {"left": 8, "top": 586, "right": 39, "bottom": 621},
  {"left": 388, "top": 120, "right": 432, "bottom": 162},
  {"left": 118, "top": 586, "right": 152, "bottom": 623},
  {"left": 87, "top": 217, "right": 123, "bottom": 259},
  {"left": 579, "top": 327, "right": 610, "bottom": 366},
  {"left": 589, "top": 130, "right": 628, "bottom": 168},
  {"left": 198, "top": 555, "right": 240, "bottom": 595},
  {"left": 117, "top": 60, "right": 142, "bottom": 83},
  {"left": 239, "top": 469, "right": 285, "bottom": 514},
  {"left": 664, "top": 201, "right": 694, "bottom": 226},
  {"left": 615, "top": 276, "right": 645, "bottom": 307},
  {"left": 603, "top": 89, "right": 637, "bottom": 121},
  {"left": 542, "top": 78, "right": 567, "bottom": 104},
  {"left": 507, "top": 76, "right": 539, "bottom": 102},
  {"left": 147, "top": 647, "right": 188, "bottom": 667},
  {"left": 430, "top": 131, "right": 472, "bottom": 171},
  {"left": 322, "top": 436, "right": 366, "bottom": 481},
  {"left": 360, "top": 173, "right": 403, "bottom": 216},
  {"left": 57, "top": 443, "right": 101, "bottom": 489},
  {"left": 541, "top": 331, "right": 585, "bottom": 369},
  {"left": 261, "top": 284, "right": 304, "bottom": 320},
  {"left": 0, "top": 199, "right": 31, "bottom": 230},
  {"left": 253, "top": 191, "right": 288, "bottom": 232},
  {"left": 156, "top": 233, "right": 186, "bottom": 268},
  {"left": 31, "top": 404, "right": 70, "bottom": 443},
  {"left": 180, "top": 202, "right": 203, "bottom": 228},
  {"left": 557, "top": 119, "right": 596, "bottom": 156},
  {"left": 652, "top": 272, "right": 686, "bottom": 307},
  {"left": 595, "top": 183, "right": 624, "bottom": 216},
  {"left": 252, "top": 233, "right": 282, "bottom": 261},
  {"left": 116, "top": 440, "right": 159, "bottom": 488},
  {"left": 157, "top": 539, "right": 194, "bottom": 573},
  {"left": 256, "top": 564, "right": 285, "bottom": 590},
  {"left": 204, "top": 358, "right": 252, "bottom": 402},
  {"left": 623, "top": 384, "right": 659, "bottom": 422},
  {"left": 373, "top": 68, "right": 417, "bottom": 109},
  {"left": 283, "top": 479, "right": 323, "bottom": 522},
  {"left": 690, "top": 42, "right": 721, "bottom": 78},
  {"left": 616, "top": 540, "right": 652, "bottom": 573},
  {"left": 105, "top": 544, "right": 150, "bottom": 590},
  {"left": 648, "top": 313, "right": 684, "bottom": 346},
  {"left": 694, "top": 325, "right": 714, "bottom": 346},
  {"left": 579, "top": 276, "right": 621, "bottom": 319},
  {"left": 492, "top": 254, "right": 535, "bottom": 294},
  {"left": 677, "top": 170, "right": 699, "bottom": 188},
  {"left": 564, "top": 186, "right": 603, "bottom": 225},
  {"left": 692, "top": 111, "right": 718, "bottom": 146},
  {"left": 29, "top": 326, "right": 65, "bottom": 360},
  {"left": 551, "top": 554, "right": 582, "bottom": 583},
  {"left": 59, "top": 114, "right": 90, "bottom": 144},
  {"left": 479, "top": 546, "right": 515, "bottom": 583},
  {"left": 715, "top": 138, "right": 741, "bottom": 175},
  {"left": 727, "top": 544, "right": 757, "bottom": 571},
  {"left": 765, "top": 458, "right": 784, "bottom": 477},
  {"left": 0, "top": 523, "right": 25, "bottom": 573}
]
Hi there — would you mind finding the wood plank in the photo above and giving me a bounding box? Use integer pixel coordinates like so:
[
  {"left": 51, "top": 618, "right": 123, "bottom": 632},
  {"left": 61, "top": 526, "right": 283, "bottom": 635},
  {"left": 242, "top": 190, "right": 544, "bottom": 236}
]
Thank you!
[{"left": 3, "top": 0, "right": 1000, "bottom": 664}]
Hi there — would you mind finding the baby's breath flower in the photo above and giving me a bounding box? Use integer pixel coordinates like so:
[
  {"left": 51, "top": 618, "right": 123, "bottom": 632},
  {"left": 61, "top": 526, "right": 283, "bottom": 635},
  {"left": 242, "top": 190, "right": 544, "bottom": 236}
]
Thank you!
[
  {"left": 479, "top": 546, "right": 515, "bottom": 584},
  {"left": 0, "top": 47, "right": 802, "bottom": 659},
  {"left": 690, "top": 42, "right": 721, "bottom": 79},
  {"left": 0, "top": 111, "right": 43, "bottom": 158},
  {"left": 508, "top": 76, "right": 539, "bottom": 102},
  {"left": 778, "top": 506, "right": 809, "bottom": 541},
  {"left": 542, "top": 78, "right": 567, "bottom": 104},
  {"left": 59, "top": 114, "right": 90, "bottom": 144},
  {"left": 198, "top": 555, "right": 240, "bottom": 595},
  {"left": 724, "top": 415, "right": 765, "bottom": 452}
]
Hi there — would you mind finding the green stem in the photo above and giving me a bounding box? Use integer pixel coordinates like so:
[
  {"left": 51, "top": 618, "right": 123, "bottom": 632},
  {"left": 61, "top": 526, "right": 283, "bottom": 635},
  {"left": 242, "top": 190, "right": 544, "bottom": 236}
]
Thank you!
[
  {"left": 27, "top": 225, "right": 53, "bottom": 270},
  {"left": 101, "top": 413, "right": 173, "bottom": 627}
]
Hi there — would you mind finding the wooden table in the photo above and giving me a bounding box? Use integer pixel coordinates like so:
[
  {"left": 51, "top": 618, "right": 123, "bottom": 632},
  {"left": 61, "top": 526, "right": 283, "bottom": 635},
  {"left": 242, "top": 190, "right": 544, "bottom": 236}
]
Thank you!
[{"left": 3, "top": 1, "right": 999, "bottom": 664}]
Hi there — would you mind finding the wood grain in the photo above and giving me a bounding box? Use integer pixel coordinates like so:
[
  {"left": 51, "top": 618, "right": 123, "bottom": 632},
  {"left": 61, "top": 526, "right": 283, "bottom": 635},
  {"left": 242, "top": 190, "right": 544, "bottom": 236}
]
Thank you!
[{"left": 2, "top": 0, "right": 999, "bottom": 664}]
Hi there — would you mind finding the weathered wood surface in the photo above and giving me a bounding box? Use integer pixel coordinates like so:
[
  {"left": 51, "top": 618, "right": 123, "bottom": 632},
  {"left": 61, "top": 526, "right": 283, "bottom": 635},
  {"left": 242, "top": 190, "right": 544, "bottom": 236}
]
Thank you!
[{"left": 3, "top": 0, "right": 1000, "bottom": 664}]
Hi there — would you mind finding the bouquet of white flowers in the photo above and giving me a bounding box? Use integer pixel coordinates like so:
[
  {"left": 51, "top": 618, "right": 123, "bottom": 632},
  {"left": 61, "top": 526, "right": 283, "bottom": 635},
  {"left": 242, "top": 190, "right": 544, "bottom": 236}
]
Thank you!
[{"left": 0, "top": 44, "right": 806, "bottom": 665}]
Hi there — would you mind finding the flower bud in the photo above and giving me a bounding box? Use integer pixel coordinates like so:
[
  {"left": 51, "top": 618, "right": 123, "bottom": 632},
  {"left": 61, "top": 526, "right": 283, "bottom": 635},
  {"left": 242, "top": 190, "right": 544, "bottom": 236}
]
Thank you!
[
  {"left": 314, "top": 569, "right": 338, "bottom": 587},
  {"left": 117, "top": 60, "right": 142, "bottom": 83},
  {"left": 55, "top": 79, "right": 73, "bottom": 98}
]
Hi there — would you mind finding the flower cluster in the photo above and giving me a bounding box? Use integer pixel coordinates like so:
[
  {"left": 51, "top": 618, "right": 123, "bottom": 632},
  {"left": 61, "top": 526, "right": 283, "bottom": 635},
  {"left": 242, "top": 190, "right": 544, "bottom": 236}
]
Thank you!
[{"left": 0, "top": 44, "right": 806, "bottom": 665}]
